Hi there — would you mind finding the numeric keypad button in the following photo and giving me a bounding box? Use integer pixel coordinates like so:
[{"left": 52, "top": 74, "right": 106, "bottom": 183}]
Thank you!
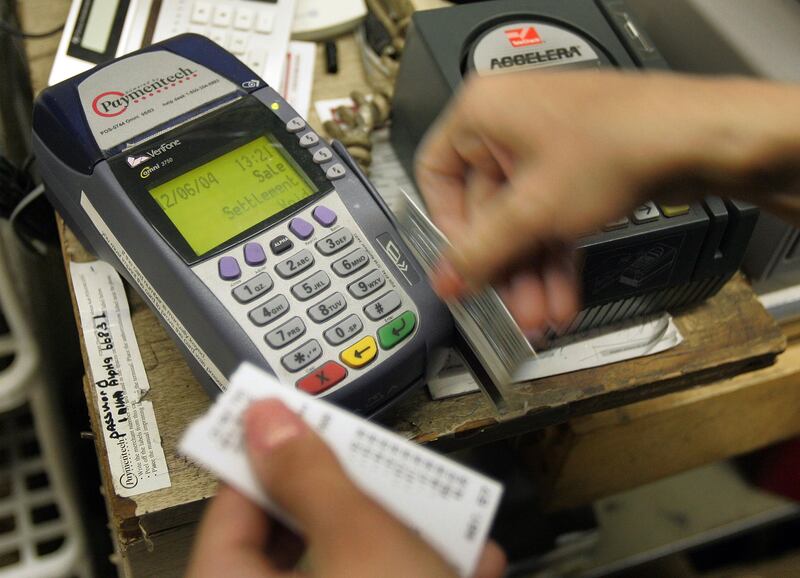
[
  {"left": 312, "top": 206, "right": 337, "bottom": 227},
  {"left": 191, "top": 2, "right": 212, "bottom": 23},
  {"left": 229, "top": 31, "right": 248, "bottom": 54},
  {"left": 315, "top": 228, "right": 353, "bottom": 256},
  {"left": 255, "top": 9, "right": 275, "bottom": 33},
  {"left": 286, "top": 117, "right": 306, "bottom": 133},
  {"left": 348, "top": 270, "right": 385, "bottom": 299},
  {"left": 265, "top": 316, "right": 306, "bottom": 349},
  {"left": 603, "top": 217, "right": 629, "bottom": 231},
  {"left": 291, "top": 270, "right": 331, "bottom": 301},
  {"left": 275, "top": 249, "right": 314, "bottom": 279},
  {"left": 212, "top": 4, "right": 233, "bottom": 27},
  {"left": 659, "top": 204, "right": 690, "bottom": 217},
  {"left": 218, "top": 256, "right": 241, "bottom": 280},
  {"left": 299, "top": 132, "right": 320, "bottom": 148},
  {"left": 312, "top": 147, "right": 333, "bottom": 164},
  {"left": 288, "top": 218, "right": 314, "bottom": 240},
  {"left": 331, "top": 248, "right": 369, "bottom": 277},
  {"left": 232, "top": 272, "right": 273, "bottom": 304},
  {"left": 297, "top": 361, "right": 347, "bottom": 394},
  {"left": 364, "top": 291, "right": 401, "bottom": 321},
  {"left": 323, "top": 314, "right": 364, "bottom": 346},
  {"left": 633, "top": 202, "right": 659, "bottom": 224},
  {"left": 282, "top": 339, "right": 322, "bottom": 372},
  {"left": 326, "top": 163, "right": 346, "bottom": 180},
  {"left": 378, "top": 311, "right": 416, "bottom": 349},
  {"left": 248, "top": 295, "right": 289, "bottom": 326},
  {"left": 233, "top": 7, "right": 254, "bottom": 29},
  {"left": 244, "top": 242, "right": 266, "bottom": 266},
  {"left": 340, "top": 336, "right": 378, "bottom": 369},
  {"left": 307, "top": 292, "right": 347, "bottom": 323},
  {"left": 208, "top": 27, "right": 229, "bottom": 48},
  {"left": 245, "top": 48, "right": 264, "bottom": 72}
]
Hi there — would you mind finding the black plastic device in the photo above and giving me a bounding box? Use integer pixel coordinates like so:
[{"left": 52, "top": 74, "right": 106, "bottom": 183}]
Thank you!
[
  {"left": 33, "top": 35, "right": 453, "bottom": 414},
  {"left": 391, "top": 0, "right": 757, "bottom": 336}
]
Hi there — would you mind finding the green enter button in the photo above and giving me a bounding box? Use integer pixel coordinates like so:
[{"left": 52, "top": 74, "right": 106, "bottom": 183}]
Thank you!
[{"left": 377, "top": 311, "right": 417, "bottom": 349}]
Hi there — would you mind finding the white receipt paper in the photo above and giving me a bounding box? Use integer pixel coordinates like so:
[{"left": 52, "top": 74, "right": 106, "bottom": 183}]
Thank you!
[
  {"left": 69, "top": 261, "right": 171, "bottom": 497},
  {"left": 180, "top": 363, "right": 503, "bottom": 577},
  {"left": 429, "top": 313, "right": 683, "bottom": 400}
]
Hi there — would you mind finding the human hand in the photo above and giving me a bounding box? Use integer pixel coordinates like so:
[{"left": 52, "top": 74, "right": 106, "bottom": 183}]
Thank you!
[
  {"left": 415, "top": 71, "right": 800, "bottom": 335},
  {"left": 186, "top": 399, "right": 507, "bottom": 578}
]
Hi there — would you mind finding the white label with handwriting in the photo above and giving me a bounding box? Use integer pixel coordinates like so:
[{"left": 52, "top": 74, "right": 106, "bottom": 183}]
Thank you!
[
  {"left": 70, "top": 261, "right": 171, "bottom": 497},
  {"left": 180, "top": 363, "right": 503, "bottom": 578}
]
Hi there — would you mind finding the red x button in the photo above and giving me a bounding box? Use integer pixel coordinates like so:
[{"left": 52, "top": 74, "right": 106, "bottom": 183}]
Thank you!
[{"left": 296, "top": 361, "right": 347, "bottom": 394}]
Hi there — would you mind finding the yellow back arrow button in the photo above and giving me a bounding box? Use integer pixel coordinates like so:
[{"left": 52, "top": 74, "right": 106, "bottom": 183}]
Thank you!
[{"left": 340, "top": 336, "right": 378, "bottom": 368}]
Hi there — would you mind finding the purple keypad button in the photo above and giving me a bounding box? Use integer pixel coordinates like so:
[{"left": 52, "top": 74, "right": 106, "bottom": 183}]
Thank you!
[
  {"left": 289, "top": 217, "right": 314, "bottom": 240},
  {"left": 218, "top": 256, "right": 241, "bottom": 281},
  {"left": 244, "top": 242, "right": 266, "bottom": 266},
  {"left": 312, "top": 205, "right": 337, "bottom": 227}
]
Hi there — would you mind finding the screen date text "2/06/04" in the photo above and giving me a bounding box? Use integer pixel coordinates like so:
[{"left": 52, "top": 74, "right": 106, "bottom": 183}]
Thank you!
[{"left": 156, "top": 172, "right": 219, "bottom": 209}]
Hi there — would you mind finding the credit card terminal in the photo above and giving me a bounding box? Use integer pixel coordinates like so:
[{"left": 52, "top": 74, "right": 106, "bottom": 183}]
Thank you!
[
  {"left": 33, "top": 34, "right": 452, "bottom": 414},
  {"left": 392, "top": 0, "right": 758, "bottom": 338}
]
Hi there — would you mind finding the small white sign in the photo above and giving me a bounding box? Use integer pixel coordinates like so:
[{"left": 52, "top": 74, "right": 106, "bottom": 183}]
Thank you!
[
  {"left": 280, "top": 41, "right": 317, "bottom": 118},
  {"left": 70, "top": 261, "right": 171, "bottom": 497}
]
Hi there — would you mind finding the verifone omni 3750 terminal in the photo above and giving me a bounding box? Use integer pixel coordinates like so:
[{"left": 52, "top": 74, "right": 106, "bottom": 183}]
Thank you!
[{"left": 33, "top": 35, "right": 452, "bottom": 414}]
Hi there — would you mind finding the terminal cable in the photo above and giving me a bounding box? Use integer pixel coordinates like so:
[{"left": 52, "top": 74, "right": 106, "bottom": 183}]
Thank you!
[
  {"left": 0, "top": 154, "right": 55, "bottom": 254},
  {"left": 0, "top": 20, "right": 64, "bottom": 39}
]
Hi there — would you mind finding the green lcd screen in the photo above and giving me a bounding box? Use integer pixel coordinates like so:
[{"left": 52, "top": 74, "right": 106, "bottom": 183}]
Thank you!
[{"left": 148, "top": 136, "right": 317, "bottom": 255}]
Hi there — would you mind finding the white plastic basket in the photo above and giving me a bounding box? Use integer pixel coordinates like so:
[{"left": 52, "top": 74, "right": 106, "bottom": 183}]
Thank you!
[
  {"left": 0, "top": 398, "right": 90, "bottom": 578},
  {"left": 0, "top": 225, "right": 92, "bottom": 578}
]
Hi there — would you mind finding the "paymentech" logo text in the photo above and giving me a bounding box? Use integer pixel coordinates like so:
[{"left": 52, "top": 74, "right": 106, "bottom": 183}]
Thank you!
[{"left": 90, "top": 66, "right": 197, "bottom": 118}]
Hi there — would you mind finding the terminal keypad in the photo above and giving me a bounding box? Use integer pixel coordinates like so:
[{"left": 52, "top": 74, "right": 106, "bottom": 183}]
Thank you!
[{"left": 205, "top": 193, "right": 419, "bottom": 397}]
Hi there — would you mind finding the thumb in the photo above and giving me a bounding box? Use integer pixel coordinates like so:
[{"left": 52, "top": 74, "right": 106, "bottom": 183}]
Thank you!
[
  {"left": 244, "top": 399, "right": 368, "bottom": 539},
  {"left": 244, "top": 399, "right": 460, "bottom": 577}
]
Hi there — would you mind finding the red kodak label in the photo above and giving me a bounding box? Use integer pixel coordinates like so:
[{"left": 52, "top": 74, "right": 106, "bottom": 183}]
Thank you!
[{"left": 505, "top": 27, "right": 543, "bottom": 47}]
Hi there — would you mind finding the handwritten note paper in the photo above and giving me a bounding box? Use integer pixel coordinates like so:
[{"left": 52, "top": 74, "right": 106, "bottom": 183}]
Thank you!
[{"left": 70, "top": 261, "right": 171, "bottom": 497}]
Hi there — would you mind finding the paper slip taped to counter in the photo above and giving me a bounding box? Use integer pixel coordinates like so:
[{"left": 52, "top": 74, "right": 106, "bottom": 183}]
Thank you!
[
  {"left": 180, "top": 363, "right": 503, "bottom": 577},
  {"left": 70, "top": 261, "right": 171, "bottom": 497}
]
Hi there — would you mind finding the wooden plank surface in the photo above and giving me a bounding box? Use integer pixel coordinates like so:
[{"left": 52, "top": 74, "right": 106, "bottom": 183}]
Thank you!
[
  {"left": 520, "top": 338, "right": 800, "bottom": 510},
  {"left": 59, "top": 220, "right": 787, "bottom": 537},
  {"left": 381, "top": 273, "right": 786, "bottom": 451}
]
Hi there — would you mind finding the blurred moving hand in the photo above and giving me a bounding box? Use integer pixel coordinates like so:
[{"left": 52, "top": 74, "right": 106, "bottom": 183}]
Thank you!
[
  {"left": 187, "top": 399, "right": 507, "bottom": 578},
  {"left": 416, "top": 71, "right": 800, "bottom": 335}
]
